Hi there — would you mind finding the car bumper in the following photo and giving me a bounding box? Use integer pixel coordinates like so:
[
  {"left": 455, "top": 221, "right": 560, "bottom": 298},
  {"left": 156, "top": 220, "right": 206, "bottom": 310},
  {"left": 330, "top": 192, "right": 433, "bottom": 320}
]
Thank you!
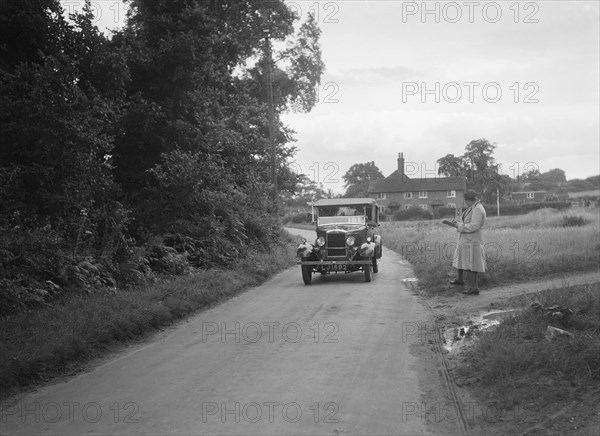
[{"left": 297, "top": 260, "right": 372, "bottom": 265}]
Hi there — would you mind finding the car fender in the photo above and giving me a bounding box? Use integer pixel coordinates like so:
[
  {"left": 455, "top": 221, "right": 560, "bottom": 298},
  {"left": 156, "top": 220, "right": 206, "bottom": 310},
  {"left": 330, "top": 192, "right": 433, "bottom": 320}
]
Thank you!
[
  {"left": 296, "top": 242, "right": 314, "bottom": 258},
  {"left": 359, "top": 242, "right": 376, "bottom": 257}
]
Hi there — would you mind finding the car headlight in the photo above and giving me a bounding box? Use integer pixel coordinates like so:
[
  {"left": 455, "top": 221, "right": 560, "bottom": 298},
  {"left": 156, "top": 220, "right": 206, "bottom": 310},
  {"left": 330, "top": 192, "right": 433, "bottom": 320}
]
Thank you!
[
  {"left": 346, "top": 236, "right": 356, "bottom": 246},
  {"left": 366, "top": 236, "right": 372, "bottom": 242},
  {"left": 316, "top": 237, "right": 325, "bottom": 247}
]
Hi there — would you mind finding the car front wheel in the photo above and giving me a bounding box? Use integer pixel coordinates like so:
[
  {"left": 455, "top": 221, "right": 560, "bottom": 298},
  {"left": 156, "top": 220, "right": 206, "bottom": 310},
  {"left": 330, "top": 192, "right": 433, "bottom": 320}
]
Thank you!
[
  {"left": 372, "top": 255, "right": 378, "bottom": 273},
  {"left": 364, "top": 263, "right": 372, "bottom": 282},
  {"left": 301, "top": 264, "right": 312, "bottom": 285}
]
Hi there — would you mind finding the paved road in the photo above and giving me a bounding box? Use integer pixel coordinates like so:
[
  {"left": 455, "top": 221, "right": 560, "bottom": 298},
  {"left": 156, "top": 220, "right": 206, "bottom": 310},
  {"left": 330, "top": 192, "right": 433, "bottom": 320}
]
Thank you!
[{"left": 1, "top": 228, "right": 462, "bottom": 435}]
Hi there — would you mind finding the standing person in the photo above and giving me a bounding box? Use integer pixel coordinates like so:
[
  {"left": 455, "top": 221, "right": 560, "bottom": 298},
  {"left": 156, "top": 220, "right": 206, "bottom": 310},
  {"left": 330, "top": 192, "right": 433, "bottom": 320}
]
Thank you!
[{"left": 449, "top": 190, "right": 486, "bottom": 295}]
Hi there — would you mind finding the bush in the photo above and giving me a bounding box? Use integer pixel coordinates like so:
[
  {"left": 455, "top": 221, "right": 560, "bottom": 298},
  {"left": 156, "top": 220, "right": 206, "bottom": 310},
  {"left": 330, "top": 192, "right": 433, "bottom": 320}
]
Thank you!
[
  {"left": 562, "top": 215, "right": 586, "bottom": 227},
  {"left": 436, "top": 206, "right": 458, "bottom": 218},
  {"left": 286, "top": 212, "right": 312, "bottom": 224},
  {"left": 393, "top": 206, "right": 433, "bottom": 221},
  {"left": 147, "top": 245, "right": 190, "bottom": 275}
]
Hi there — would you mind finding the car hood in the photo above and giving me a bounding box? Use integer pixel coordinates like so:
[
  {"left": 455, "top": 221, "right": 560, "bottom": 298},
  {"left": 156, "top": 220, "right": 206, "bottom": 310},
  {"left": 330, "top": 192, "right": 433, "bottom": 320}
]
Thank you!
[{"left": 317, "top": 224, "right": 366, "bottom": 232}]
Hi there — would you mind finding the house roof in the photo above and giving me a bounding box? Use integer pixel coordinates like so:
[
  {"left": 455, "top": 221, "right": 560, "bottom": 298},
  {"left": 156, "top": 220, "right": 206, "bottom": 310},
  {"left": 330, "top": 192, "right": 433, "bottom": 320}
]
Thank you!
[
  {"left": 368, "top": 170, "right": 467, "bottom": 193},
  {"left": 314, "top": 198, "right": 378, "bottom": 207}
]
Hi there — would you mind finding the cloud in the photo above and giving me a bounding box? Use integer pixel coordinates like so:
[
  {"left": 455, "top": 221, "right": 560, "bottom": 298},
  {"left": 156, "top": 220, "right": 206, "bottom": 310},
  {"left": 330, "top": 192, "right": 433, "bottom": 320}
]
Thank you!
[
  {"left": 282, "top": 1, "right": 599, "bottom": 193},
  {"left": 283, "top": 100, "right": 599, "bottom": 194},
  {"left": 326, "top": 65, "right": 422, "bottom": 85}
]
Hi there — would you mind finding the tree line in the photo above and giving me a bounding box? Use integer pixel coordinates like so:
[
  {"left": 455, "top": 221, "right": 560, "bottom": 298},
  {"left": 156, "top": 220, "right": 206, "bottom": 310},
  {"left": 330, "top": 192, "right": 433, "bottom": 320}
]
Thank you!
[
  {"left": 339, "top": 139, "right": 597, "bottom": 202},
  {"left": 0, "top": 0, "right": 324, "bottom": 314}
]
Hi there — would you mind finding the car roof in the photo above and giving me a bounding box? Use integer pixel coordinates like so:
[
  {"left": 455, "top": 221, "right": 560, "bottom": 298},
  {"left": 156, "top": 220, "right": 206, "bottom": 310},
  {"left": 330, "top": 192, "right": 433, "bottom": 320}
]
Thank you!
[{"left": 314, "top": 198, "right": 378, "bottom": 207}]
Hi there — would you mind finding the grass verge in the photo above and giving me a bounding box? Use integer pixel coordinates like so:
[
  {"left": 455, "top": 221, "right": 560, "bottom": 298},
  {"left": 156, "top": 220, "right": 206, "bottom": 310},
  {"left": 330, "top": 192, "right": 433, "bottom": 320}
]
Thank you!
[
  {"left": 381, "top": 208, "right": 600, "bottom": 295},
  {"left": 0, "top": 237, "right": 298, "bottom": 400},
  {"left": 457, "top": 283, "right": 600, "bottom": 435}
]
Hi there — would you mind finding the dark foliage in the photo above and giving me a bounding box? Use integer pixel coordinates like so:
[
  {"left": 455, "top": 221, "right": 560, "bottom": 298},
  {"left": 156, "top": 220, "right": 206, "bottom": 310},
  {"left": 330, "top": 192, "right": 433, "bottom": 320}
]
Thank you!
[
  {"left": 562, "top": 215, "right": 586, "bottom": 227},
  {"left": 0, "top": 0, "right": 324, "bottom": 315},
  {"left": 393, "top": 206, "right": 434, "bottom": 221},
  {"left": 435, "top": 206, "right": 458, "bottom": 218}
]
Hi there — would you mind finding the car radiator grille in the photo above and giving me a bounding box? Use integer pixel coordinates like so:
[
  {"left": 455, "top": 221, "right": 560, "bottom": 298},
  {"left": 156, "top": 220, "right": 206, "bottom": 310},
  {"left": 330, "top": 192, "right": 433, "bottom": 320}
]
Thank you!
[{"left": 326, "top": 232, "right": 346, "bottom": 257}]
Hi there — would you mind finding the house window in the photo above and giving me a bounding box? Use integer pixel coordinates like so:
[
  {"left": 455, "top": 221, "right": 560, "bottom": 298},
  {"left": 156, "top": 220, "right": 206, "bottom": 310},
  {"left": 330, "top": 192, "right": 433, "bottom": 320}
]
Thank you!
[
  {"left": 447, "top": 203, "right": 456, "bottom": 208},
  {"left": 376, "top": 193, "right": 387, "bottom": 199},
  {"left": 447, "top": 190, "right": 456, "bottom": 198},
  {"left": 419, "top": 191, "right": 428, "bottom": 199},
  {"left": 420, "top": 204, "right": 428, "bottom": 210},
  {"left": 526, "top": 192, "right": 534, "bottom": 199},
  {"left": 404, "top": 192, "right": 413, "bottom": 199}
]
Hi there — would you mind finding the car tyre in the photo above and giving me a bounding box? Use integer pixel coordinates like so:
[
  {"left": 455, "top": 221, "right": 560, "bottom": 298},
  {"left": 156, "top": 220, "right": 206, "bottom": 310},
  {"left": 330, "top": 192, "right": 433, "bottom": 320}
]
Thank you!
[
  {"left": 372, "top": 255, "right": 378, "bottom": 273},
  {"left": 364, "top": 263, "right": 372, "bottom": 282},
  {"left": 301, "top": 264, "right": 312, "bottom": 285}
]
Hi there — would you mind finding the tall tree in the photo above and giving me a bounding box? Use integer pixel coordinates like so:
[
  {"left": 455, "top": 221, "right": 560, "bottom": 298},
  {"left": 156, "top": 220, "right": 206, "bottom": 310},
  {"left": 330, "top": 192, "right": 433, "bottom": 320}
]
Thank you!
[
  {"left": 0, "top": 0, "right": 130, "bottom": 306},
  {"left": 539, "top": 168, "right": 567, "bottom": 183},
  {"left": 437, "top": 154, "right": 465, "bottom": 179},
  {"left": 0, "top": 0, "right": 127, "bottom": 237},
  {"left": 463, "top": 138, "right": 497, "bottom": 174},
  {"left": 343, "top": 161, "right": 384, "bottom": 197},
  {"left": 112, "top": 0, "right": 324, "bottom": 247},
  {"left": 437, "top": 139, "right": 502, "bottom": 203}
]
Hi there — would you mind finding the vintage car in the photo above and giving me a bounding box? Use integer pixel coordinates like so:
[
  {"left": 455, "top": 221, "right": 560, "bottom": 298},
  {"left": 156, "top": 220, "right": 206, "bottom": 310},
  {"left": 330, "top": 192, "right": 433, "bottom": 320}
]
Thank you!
[{"left": 297, "top": 198, "right": 382, "bottom": 284}]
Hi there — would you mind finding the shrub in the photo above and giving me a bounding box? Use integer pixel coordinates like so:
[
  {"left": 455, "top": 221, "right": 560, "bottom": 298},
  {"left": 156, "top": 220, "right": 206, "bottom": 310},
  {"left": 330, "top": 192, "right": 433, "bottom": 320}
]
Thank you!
[
  {"left": 393, "top": 206, "right": 433, "bottom": 221},
  {"left": 436, "top": 206, "right": 458, "bottom": 218},
  {"left": 147, "top": 245, "right": 190, "bottom": 275},
  {"left": 562, "top": 215, "right": 586, "bottom": 227},
  {"left": 286, "top": 212, "right": 312, "bottom": 224}
]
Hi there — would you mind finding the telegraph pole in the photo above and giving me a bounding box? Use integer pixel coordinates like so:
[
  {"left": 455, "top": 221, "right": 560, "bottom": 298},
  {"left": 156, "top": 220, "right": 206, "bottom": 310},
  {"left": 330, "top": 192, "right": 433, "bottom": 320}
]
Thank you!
[
  {"left": 497, "top": 186, "right": 500, "bottom": 216},
  {"left": 264, "top": 30, "right": 278, "bottom": 208}
]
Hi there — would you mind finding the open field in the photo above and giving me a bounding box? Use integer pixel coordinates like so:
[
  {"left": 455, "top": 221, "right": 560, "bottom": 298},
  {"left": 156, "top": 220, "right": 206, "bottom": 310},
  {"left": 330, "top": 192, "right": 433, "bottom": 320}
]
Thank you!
[{"left": 381, "top": 207, "right": 600, "bottom": 294}]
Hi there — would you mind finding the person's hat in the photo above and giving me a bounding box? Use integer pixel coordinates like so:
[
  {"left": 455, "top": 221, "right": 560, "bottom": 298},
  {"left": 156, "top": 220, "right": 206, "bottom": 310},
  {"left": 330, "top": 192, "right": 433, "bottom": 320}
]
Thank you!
[{"left": 464, "top": 190, "right": 478, "bottom": 201}]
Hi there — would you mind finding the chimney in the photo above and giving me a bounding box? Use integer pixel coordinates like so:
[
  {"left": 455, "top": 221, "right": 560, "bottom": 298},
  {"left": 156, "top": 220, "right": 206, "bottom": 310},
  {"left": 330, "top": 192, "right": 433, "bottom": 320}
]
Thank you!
[{"left": 397, "top": 152, "right": 405, "bottom": 179}]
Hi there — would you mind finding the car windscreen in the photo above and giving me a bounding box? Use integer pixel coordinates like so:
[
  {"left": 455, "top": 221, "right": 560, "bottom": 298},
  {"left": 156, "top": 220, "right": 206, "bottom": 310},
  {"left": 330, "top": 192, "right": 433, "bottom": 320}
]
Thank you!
[
  {"left": 317, "top": 205, "right": 366, "bottom": 217},
  {"left": 317, "top": 215, "right": 366, "bottom": 225}
]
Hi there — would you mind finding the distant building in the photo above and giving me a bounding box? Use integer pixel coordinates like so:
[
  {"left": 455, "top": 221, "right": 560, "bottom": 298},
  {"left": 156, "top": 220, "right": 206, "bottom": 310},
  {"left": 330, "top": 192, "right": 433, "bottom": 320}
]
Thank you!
[
  {"left": 510, "top": 191, "right": 547, "bottom": 203},
  {"left": 368, "top": 152, "right": 467, "bottom": 215}
]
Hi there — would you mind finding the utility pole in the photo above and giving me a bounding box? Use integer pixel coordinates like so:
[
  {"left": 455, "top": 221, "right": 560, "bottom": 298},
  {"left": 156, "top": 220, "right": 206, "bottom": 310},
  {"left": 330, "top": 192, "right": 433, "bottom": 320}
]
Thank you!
[
  {"left": 496, "top": 186, "right": 500, "bottom": 216},
  {"left": 264, "top": 30, "right": 277, "bottom": 208}
]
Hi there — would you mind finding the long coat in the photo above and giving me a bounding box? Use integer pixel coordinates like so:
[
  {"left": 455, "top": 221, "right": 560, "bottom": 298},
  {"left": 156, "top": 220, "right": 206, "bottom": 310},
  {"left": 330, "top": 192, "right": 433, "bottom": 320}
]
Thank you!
[{"left": 452, "top": 201, "right": 486, "bottom": 272}]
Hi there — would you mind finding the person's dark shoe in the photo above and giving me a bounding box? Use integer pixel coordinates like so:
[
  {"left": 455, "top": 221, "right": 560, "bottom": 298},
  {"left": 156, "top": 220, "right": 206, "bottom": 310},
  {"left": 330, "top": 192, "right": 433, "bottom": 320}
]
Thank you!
[
  {"left": 462, "top": 288, "right": 480, "bottom": 295},
  {"left": 449, "top": 279, "right": 465, "bottom": 285}
]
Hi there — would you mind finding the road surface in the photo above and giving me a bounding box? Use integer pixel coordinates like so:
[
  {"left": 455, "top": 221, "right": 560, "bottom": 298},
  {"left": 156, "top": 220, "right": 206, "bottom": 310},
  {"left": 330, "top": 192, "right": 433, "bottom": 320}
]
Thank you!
[{"left": 1, "top": 228, "right": 463, "bottom": 435}]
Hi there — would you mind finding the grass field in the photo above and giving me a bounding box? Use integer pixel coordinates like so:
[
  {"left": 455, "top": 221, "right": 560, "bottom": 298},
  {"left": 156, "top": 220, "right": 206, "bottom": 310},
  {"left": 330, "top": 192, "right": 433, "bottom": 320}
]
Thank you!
[
  {"left": 381, "top": 207, "right": 600, "bottom": 294},
  {"left": 381, "top": 207, "right": 600, "bottom": 433}
]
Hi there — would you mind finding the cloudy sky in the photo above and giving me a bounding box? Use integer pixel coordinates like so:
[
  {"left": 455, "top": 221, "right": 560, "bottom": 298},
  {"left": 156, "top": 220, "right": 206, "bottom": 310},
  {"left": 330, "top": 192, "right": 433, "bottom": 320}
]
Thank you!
[
  {"left": 281, "top": 0, "right": 600, "bottom": 193},
  {"left": 68, "top": 0, "right": 599, "bottom": 194}
]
